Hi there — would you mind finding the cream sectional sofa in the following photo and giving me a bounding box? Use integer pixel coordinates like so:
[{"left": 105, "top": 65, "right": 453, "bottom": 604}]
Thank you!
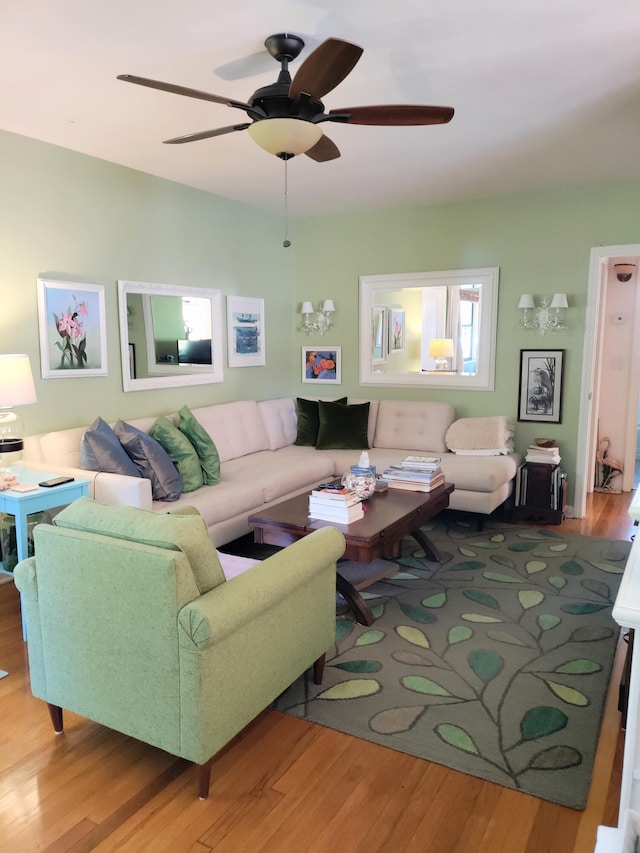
[{"left": 22, "top": 398, "right": 521, "bottom": 545}]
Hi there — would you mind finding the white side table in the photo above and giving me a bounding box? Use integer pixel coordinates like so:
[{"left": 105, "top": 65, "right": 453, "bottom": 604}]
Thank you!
[{"left": 0, "top": 469, "right": 90, "bottom": 638}]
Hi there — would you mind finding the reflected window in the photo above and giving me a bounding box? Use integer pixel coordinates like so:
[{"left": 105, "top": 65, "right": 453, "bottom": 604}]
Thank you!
[{"left": 359, "top": 268, "right": 499, "bottom": 390}]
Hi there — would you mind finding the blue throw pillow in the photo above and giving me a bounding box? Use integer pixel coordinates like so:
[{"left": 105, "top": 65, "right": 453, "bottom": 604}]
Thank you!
[
  {"left": 114, "top": 420, "right": 183, "bottom": 501},
  {"left": 80, "top": 417, "right": 141, "bottom": 477}
]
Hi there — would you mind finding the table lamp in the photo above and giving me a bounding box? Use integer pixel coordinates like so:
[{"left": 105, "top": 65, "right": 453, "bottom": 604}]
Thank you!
[
  {"left": 0, "top": 354, "right": 37, "bottom": 469},
  {"left": 428, "top": 338, "right": 454, "bottom": 371}
]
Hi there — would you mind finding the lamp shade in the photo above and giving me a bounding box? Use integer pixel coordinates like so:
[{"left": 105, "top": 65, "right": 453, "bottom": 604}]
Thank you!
[
  {"left": 428, "top": 338, "right": 455, "bottom": 358},
  {"left": 321, "top": 299, "right": 335, "bottom": 313},
  {"left": 550, "top": 293, "right": 568, "bottom": 309},
  {"left": 301, "top": 301, "right": 314, "bottom": 315},
  {"left": 248, "top": 119, "right": 323, "bottom": 156},
  {"left": 0, "top": 354, "right": 37, "bottom": 408},
  {"left": 518, "top": 294, "right": 535, "bottom": 309}
]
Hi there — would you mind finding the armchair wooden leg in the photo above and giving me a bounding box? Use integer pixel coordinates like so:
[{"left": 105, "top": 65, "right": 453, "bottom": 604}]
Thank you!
[
  {"left": 47, "top": 703, "right": 64, "bottom": 734},
  {"left": 313, "top": 653, "right": 326, "bottom": 685},
  {"left": 197, "top": 758, "right": 213, "bottom": 799}
]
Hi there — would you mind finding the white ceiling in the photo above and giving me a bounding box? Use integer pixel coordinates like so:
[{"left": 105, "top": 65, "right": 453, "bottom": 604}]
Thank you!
[{"left": 2, "top": 0, "right": 640, "bottom": 216}]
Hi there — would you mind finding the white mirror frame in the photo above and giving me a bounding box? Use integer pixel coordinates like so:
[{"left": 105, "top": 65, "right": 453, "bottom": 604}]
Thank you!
[
  {"left": 359, "top": 267, "right": 499, "bottom": 390},
  {"left": 118, "top": 280, "right": 224, "bottom": 391}
]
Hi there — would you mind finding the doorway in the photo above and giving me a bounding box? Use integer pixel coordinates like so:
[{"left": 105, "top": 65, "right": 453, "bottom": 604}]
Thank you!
[{"left": 575, "top": 244, "right": 640, "bottom": 517}]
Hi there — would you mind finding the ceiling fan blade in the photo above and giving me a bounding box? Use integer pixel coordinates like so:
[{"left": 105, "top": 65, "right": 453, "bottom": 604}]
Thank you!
[
  {"left": 163, "top": 124, "right": 250, "bottom": 144},
  {"left": 117, "top": 74, "right": 253, "bottom": 113},
  {"left": 305, "top": 133, "right": 341, "bottom": 162},
  {"left": 289, "top": 38, "right": 363, "bottom": 101},
  {"left": 328, "top": 104, "right": 454, "bottom": 126}
]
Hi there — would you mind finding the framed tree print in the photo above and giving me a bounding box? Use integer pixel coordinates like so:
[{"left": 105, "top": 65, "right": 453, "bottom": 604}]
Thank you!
[
  {"left": 518, "top": 349, "right": 565, "bottom": 423},
  {"left": 226, "top": 296, "right": 265, "bottom": 367}
]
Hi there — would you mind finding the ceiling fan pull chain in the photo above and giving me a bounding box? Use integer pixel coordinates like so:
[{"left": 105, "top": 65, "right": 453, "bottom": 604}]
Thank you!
[{"left": 283, "top": 158, "right": 291, "bottom": 248}]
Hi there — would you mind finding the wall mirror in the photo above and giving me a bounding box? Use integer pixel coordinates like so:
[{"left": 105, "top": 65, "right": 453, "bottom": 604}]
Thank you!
[
  {"left": 117, "top": 280, "right": 224, "bottom": 391},
  {"left": 359, "top": 267, "right": 499, "bottom": 390}
]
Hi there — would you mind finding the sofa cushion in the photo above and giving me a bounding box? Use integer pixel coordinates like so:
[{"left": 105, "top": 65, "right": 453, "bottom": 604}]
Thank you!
[
  {"left": 150, "top": 416, "right": 204, "bottom": 492},
  {"left": 223, "top": 446, "right": 335, "bottom": 504},
  {"left": 55, "top": 497, "right": 225, "bottom": 594},
  {"left": 373, "top": 400, "right": 455, "bottom": 453},
  {"left": 178, "top": 405, "right": 221, "bottom": 485},
  {"left": 258, "top": 398, "right": 298, "bottom": 451},
  {"left": 294, "top": 397, "right": 348, "bottom": 446},
  {"left": 316, "top": 401, "right": 370, "bottom": 450},
  {"left": 114, "top": 419, "right": 182, "bottom": 501},
  {"left": 185, "top": 401, "right": 269, "bottom": 463},
  {"left": 80, "top": 417, "right": 141, "bottom": 478}
]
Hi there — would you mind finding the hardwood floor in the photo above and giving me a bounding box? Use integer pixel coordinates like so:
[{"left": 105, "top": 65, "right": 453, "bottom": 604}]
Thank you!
[{"left": 0, "top": 492, "right": 635, "bottom": 852}]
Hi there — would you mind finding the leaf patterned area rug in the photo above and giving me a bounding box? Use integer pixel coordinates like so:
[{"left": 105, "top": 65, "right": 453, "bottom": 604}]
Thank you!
[{"left": 274, "top": 518, "right": 631, "bottom": 809}]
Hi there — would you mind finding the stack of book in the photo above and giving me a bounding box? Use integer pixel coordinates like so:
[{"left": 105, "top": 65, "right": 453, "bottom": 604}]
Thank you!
[
  {"left": 308, "top": 486, "right": 364, "bottom": 524},
  {"left": 525, "top": 444, "right": 561, "bottom": 465},
  {"left": 381, "top": 456, "right": 445, "bottom": 492}
]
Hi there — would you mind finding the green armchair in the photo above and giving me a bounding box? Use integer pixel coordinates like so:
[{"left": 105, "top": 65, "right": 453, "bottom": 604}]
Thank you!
[{"left": 14, "top": 498, "right": 345, "bottom": 798}]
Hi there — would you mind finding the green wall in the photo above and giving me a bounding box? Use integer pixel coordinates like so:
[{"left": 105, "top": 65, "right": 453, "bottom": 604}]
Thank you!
[
  {"left": 3, "top": 125, "right": 640, "bottom": 507},
  {"left": 292, "top": 181, "right": 640, "bottom": 503},
  {"left": 0, "top": 129, "right": 291, "bottom": 434}
]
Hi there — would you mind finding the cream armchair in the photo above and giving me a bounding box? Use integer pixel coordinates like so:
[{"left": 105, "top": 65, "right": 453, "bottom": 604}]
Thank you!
[{"left": 14, "top": 498, "right": 345, "bottom": 798}]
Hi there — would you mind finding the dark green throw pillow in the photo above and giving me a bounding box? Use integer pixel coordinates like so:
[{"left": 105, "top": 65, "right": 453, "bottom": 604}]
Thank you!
[
  {"left": 178, "top": 405, "right": 221, "bottom": 486},
  {"left": 150, "top": 416, "right": 204, "bottom": 493},
  {"left": 294, "top": 397, "right": 347, "bottom": 446},
  {"left": 316, "top": 401, "right": 370, "bottom": 450}
]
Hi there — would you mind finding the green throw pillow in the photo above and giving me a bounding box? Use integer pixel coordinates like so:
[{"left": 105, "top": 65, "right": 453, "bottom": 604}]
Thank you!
[
  {"left": 316, "top": 401, "right": 370, "bottom": 450},
  {"left": 178, "top": 405, "right": 221, "bottom": 485},
  {"left": 294, "top": 397, "right": 348, "bottom": 446},
  {"left": 150, "top": 416, "right": 204, "bottom": 492}
]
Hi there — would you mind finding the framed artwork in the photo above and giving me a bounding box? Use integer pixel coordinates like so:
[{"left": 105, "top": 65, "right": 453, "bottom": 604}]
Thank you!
[
  {"left": 518, "top": 349, "right": 565, "bottom": 423},
  {"left": 37, "top": 278, "right": 108, "bottom": 378},
  {"left": 128, "top": 343, "right": 136, "bottom": 379},
  {"left": 372, "top": 306, "right": 388, "bottom": 364},
  {"left": 389, "top": 308, "right": 405, "bottom": 352},
  {"left": 302, "top": 346, "right": 342, "bottom": 384},
  {"left": 226, "top": 296, "right": 265, "bottom": 367}
]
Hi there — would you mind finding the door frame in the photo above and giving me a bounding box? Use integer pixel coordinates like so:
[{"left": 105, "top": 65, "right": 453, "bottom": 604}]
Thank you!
[{"left": 575, "top": 242, "right": 640, "bottom": 517}]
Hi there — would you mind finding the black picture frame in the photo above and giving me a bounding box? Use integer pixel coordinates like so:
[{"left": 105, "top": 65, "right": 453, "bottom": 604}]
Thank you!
[{"left": 518, "top": 349, "right": 565, "bottom": 423}]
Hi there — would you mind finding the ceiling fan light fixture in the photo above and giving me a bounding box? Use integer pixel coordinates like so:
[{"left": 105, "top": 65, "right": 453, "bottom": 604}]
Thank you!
[{"left": 248, "top": 118, "right": 322, "bottom": 157}]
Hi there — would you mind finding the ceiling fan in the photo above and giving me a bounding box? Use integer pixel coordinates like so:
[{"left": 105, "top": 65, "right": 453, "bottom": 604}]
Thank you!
[{"left": 117, "top": 33, "right": 454, "bottom": 162}]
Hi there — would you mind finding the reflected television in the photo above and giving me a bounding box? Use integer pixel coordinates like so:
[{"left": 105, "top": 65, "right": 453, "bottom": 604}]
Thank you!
[{"left": 177, "top": 339, "right": 212, "bottom": 365}]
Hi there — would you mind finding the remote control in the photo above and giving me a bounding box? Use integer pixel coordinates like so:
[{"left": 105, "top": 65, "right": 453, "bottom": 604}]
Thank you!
[{"left": 38, "top": 477, "right": 75, "bottom": 487}]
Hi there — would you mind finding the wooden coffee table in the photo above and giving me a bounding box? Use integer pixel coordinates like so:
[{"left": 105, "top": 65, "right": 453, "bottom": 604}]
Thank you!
[{"left": 248, "top": 481, "right": 454, "bottom": 625}]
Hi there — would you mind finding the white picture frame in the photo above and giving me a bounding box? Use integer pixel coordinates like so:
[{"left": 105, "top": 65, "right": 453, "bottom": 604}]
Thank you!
[
  {"left": 37, "top": 278, "right": 108, "bottom": 378},
  {"left": 226, "top": 296, "right": 265, "bottom": 367},
  {"left": 301, "top": 346, "right": 342, "bottom": 384}
]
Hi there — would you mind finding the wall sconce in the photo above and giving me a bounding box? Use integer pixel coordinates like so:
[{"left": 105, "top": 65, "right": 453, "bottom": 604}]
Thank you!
[
  {"left": 300, "top": 300, "right": 336, "bottom": 335},
  {"left": 428, "top": 338, "right": 454, "bottom": 370},
  {"left": 518, "top": 293, "right": 568, "bottom": 335}
]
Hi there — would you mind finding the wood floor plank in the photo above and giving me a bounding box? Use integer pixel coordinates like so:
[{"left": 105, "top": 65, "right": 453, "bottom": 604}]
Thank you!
[{"left": 0, "top": 492, "right": 632, "bottom": 852}]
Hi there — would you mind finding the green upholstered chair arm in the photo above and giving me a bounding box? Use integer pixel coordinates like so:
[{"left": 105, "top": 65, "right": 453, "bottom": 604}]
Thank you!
[
  {"left": 178, "top": 526, "right": 345, "bottom": 649},
  {"left": 175, "top": 526, "right": 345, "bottom": 764}
]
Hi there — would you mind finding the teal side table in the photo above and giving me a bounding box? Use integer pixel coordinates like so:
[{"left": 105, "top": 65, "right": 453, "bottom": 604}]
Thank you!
[{"left": 0, "top": 470, "right": 90, "bottom": 638}]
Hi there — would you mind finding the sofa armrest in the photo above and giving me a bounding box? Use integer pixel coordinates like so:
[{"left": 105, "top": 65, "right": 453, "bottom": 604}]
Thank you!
[
  {"left": 93, "top": 472, "right": 153, "bottom": 509},
  {"left": 19, "top": 461, "right": 152, "bottom": 509}
]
